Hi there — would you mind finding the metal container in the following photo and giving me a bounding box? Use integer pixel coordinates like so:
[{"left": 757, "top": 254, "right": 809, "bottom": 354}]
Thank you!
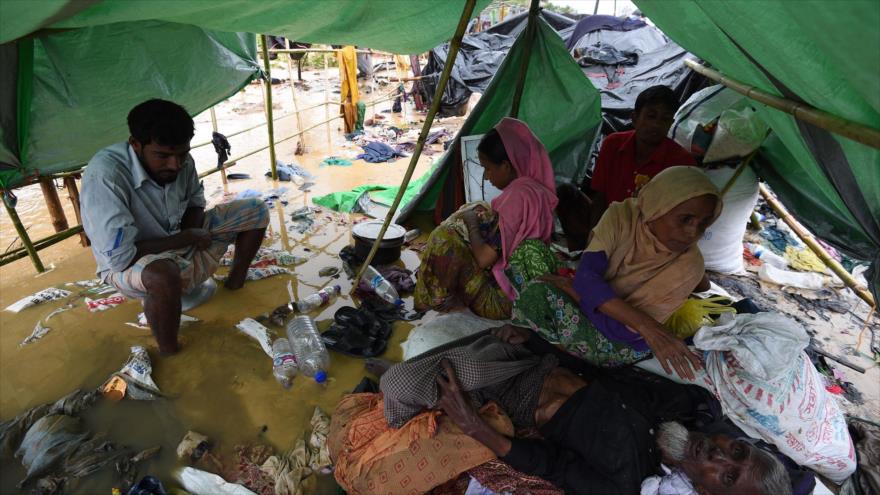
[{"left": 351, "top": 220, "right": 407, "bottom": 265}]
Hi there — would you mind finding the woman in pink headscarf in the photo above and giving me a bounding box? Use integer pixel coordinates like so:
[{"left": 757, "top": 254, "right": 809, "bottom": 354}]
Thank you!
[{"left": 414, "top": 118, "right": 560, "bottom": 320}]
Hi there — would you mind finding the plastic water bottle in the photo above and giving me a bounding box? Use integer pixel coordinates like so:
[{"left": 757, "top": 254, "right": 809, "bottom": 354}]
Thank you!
[
  {"left": 745, "top": 243, "right": 789, "bottom": 269},
  {"left": 295, "top": 285, "right": 342, "bottom": 313},
  {"left": 286, "top": 316, "right": 330, "bottom": 385},
  {"left": 361, "top": 265, "right": 403, "bottom": 306},
  {"left": 271, "top": 338, "right": 297, "bottom": 389}
]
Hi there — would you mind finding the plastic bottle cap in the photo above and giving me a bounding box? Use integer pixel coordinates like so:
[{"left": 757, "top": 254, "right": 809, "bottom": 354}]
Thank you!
[
  {"left": 314, "top": 371, "right": 327, "bottom": 384},
  {"left": 394, "top": 299, "right": 404, "bottom": 307}
]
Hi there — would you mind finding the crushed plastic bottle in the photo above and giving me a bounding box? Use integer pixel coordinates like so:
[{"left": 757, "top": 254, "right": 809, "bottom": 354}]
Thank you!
[
  {"left": 361, "top": 265, "right": 403, "bottom": 306},
  {"left": 296, "top": 285, "right": 342, "bottom": 313},
  {"left": 745, "top": 242, "right": 789, "bottom": 269},
  {"left": 271, "top": 338, "right": 298, "bottom": 389},
  {"left": 286, "top": 316, "right": 330, "bottom": 385}
]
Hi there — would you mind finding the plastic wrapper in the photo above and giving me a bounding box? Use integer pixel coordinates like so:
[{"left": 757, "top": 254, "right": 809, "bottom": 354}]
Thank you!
[
  {"left": 113, "top": 346, "right": 162, "bottom": 400},
  {"left": 85, "top": 293, "right": 126, "bottom": 312},
  {"left": 4, "top": 288, "right": 71, "bottom": 313},
  {"left": 235, "top": 318, "right": 274, "bottom": 357}
]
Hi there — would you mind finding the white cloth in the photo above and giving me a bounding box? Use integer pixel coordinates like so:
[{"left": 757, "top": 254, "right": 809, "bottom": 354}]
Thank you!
[{"left": 641, "top": 465, "right": 697, "bottom": 495}]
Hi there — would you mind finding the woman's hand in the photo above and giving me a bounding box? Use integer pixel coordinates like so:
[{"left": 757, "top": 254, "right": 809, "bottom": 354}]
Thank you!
[
  {"left": 639, "top": 322, "right": 702, "bottom": 381},
  {"left": 491, "top": 324, "right": 531, "bottom": 345},
  {"left": 460, "top": 208, "right": 481, "bottom": 229},
  {"left": 538, "top": 274, "right": 580, "bottom": 303},
  {"left": 436, "top": 359, "right": 484, "bottom": 436}
]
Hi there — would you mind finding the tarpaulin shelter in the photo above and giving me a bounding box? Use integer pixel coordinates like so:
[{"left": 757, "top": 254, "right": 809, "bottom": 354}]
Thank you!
[
  {"left": 401, "top": 16, "right": 603, "bottom": 223},
  {"left": 0, "top": 0, "right": 493, "bottom": 189},
  {"left": 420, "top": 10, "right": 577, "bottom": 116},
  {"left": 635, "top": 0, "right": 880, "bottom": 302}
]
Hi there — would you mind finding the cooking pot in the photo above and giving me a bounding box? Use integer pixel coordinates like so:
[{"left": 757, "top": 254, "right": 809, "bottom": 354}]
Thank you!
[{"left": 352, "top": 220, "right": 407, "bottom": 265}]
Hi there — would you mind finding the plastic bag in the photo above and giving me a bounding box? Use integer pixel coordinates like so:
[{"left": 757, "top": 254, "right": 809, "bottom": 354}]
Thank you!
[
  {"left": 664, "top": 297, "right": 737, "bottom": 339},
  {"left": 4, "top": 288, "right": 71, "bottom": 313},
  {"left": 703, "top": 107, "right": 769, "bottom": 163},
  {"left": 235, "top": 318, "right": 274, "bottom": 357},
  {"left": 758, "top": 263, "right": 838, "bottom": 290},
  {"left": 112, "top": 346, "right": 162, "bottom": 400},
  {"left": 175, "top": 467, "right": 257, "bottom": 495},
  {"left": 694, "top": 313, "right": 855, "bottom": 481}
]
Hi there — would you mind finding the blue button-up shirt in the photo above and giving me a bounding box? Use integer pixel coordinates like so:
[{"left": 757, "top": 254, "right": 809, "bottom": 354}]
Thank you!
[{"left": 80, "top": 142, "right": 205, "bottom": 280}]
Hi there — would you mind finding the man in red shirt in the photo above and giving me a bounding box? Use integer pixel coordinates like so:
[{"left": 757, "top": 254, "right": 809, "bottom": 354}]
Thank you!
[{"left": 558, "top": 85, "right": 696, "bottom": 250}]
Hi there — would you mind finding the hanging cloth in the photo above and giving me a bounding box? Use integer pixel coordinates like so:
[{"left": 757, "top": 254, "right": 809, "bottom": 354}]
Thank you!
[{"left": 337, "top": 46, "right": 360, "bottom": 134}]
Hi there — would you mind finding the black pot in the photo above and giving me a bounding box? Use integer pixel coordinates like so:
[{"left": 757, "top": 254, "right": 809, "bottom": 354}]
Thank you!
[{"left": 352, "top": 220, "right": 406, "bottom": 265}]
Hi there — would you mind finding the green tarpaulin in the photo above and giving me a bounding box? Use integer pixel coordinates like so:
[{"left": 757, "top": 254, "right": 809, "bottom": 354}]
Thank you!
[
  {"left": 0, "top": 0, "right": 488, "bottom": 188},
  {"left": 636, "top": 0, "right": 880, "bottom": 302},
  {"left": 400, "top": 17, "right": 602, "bottom": 220},
  {"left": 313, "top": 163, "right": 439, "bottom": 214}
]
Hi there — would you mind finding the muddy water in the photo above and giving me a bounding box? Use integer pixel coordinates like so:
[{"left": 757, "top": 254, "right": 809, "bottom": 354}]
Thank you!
[{"left": 0, "top": 67, "right": 461, "bottom": 493}]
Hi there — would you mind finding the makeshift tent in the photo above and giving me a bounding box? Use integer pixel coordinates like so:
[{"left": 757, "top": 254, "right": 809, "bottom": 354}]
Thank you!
[
  {"left": 635, "top": 0, "right": 880, "bottom": 301},
  {"left": 0, "top": 0, "right": 491, "bottom": 188},
  {"left": 0, "top": 26, "right": 259, "bottom": 189},
  {"left": 420, "top": 10, "right": 577, "bottom": 116},
  {"left": 400, "top": 17, "right": 602, "bottom": 222}
]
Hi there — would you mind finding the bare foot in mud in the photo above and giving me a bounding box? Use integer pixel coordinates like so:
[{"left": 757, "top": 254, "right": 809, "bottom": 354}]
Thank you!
[
  {"left": 365, "top": 358, "right": 396, "bottom": 377},
  {"left": 223, "top": 278, "right": 245, "bottom": 290}
]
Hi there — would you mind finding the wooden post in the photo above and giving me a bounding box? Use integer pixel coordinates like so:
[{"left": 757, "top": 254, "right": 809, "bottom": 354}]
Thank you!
[
  {"left": 759, "top": 183, "right": 875, "bottom": 307},
  {"left": 510, "top": 0, "right": 539, "bottom": 118},
  {"left": 285, "top": 39, "right": 306, "bottom": 152},
  {"left": 2, "top": 195, "right": 44, "bottom": 272},
  {"left": 324, "top": 52, "right": 331, "bottom": 149},
  {"left": 63, "top": 176, "right": 89, "bottom": 246},
  {"left": 209, "top": 107, "right": 228, "bottom": 184},
  {"left": 260, "top": 34, "right": 278, "bottom": 180},
  {"left": 353, "top": 0, "right": 478, "bottom": 286},
  {"left": 40, "top": 178, "right": 68, "bottom": 232}
]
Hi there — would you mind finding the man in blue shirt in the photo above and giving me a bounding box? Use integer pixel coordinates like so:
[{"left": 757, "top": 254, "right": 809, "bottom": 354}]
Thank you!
[{"left": 81, "top": 99, "right": 269, "bottom": 355}]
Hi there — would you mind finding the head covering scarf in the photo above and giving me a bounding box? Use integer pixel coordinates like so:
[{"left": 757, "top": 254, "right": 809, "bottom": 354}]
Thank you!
[
  {"left": 587, "top": 166, "right": 722, "bottom": 323},
  {"left": 490, "top": 118, "right": 558, "bottom": 300}
]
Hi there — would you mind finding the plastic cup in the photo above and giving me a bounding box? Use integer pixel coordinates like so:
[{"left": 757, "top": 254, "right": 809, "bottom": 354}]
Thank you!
[{"left": 102, "top": 376, "right": 127, "bottom": 401}]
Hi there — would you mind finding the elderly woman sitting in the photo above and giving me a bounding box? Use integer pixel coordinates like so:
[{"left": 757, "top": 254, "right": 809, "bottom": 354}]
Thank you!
[{"left": 512, "top": 166, "right": 722, "bottom": 380}]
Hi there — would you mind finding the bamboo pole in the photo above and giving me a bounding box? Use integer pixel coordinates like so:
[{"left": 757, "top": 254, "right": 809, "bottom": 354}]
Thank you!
[
  {"left": 63, "top": 176, "right": 88, "bottom": 246},
  {"left": 269, "top": 48, "right": 390, "bottom": 55},
  {"left": 39, "top": 179, "right": 69, "bottom": 233},
  {"left": 209, "top": 107, "right": 228, "bottom": 184},
  {"left": 0, "top": 226, "right": 83, "bottom": 267},
  {"left": 758, "top": 183, "right": 875, "bottom": 307},
  {"left": 285, "top": 39, "right": 306, "bottom": 153},
  {"left": 509, "top": 0, "right": 539, "bottom": 118},
  {"left": 2, "top": 196, "right": 44, "bottom": 272},
  {"left": 684, "top": 59, "right": 880, "bottom": 150},
  {"left": 324, "top": 52, "right": 331, "bottom": 149},
  {"left": 353, "top": 0, "right": 478, "bottom": 288},
  {"left": 260, "top": 35, "right": 278, "bottom": 180}
]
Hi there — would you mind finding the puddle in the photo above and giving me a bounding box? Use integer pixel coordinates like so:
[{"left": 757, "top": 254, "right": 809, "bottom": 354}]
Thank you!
[{"left": 0, "top": 64, "right": 464, "bottom": 493}]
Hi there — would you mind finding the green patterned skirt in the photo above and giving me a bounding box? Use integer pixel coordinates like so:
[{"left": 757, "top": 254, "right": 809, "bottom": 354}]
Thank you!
[{"left": 512, "top": 280, "right": 650, "bottom": 367}]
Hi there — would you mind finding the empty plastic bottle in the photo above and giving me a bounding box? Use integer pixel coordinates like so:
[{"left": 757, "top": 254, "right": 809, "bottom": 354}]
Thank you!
[
  {"left": 286, "top": 316, "right": 330, "bottom": 384},
  {"left": 361, "top": 265, "right": 403, "bottom": 306},
  {"left": 271, "top": 338, "right": 298, "bottom": 389},
  {"left": 745, "top": 242, "right": 789, "bottom": 269},
  {"left": 295, "top": 285, "right": 342, "bottom": 313}
]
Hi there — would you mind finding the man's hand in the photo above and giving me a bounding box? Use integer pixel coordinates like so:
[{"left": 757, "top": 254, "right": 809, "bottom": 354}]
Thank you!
[
  {"left": 185, "top": 228, "right": 211, "bottom": 250},
  {"left": 491, "top": 324, "right": 531, "bottom": 345},
  {"left": 436, "top": 359, "right": 483, "bottom": 436}
]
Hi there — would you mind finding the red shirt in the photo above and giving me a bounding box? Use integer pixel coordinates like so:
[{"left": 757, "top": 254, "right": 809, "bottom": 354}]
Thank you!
[{"left": 591, "top": 130, "right": 696, "bottom": 205}]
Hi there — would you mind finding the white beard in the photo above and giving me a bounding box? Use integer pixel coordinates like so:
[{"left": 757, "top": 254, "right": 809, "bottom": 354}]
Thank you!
[{"left": 657, "top": 421, "right": 690, "bottom": 463}]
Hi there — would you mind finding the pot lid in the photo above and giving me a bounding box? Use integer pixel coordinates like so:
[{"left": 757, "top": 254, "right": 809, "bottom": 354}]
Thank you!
[{"left": 352, "top": 220, "right": 406, "bottom": 241}]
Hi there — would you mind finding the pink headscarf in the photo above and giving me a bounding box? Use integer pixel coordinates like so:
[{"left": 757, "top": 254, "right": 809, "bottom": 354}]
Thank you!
[{"left": 490, "top": 118, "right": 558, "bottom": 300}]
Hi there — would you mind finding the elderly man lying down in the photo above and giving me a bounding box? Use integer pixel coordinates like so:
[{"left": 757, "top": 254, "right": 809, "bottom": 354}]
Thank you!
[{"left": 329, "top": 329, "right": 793, "bottom": 495}]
